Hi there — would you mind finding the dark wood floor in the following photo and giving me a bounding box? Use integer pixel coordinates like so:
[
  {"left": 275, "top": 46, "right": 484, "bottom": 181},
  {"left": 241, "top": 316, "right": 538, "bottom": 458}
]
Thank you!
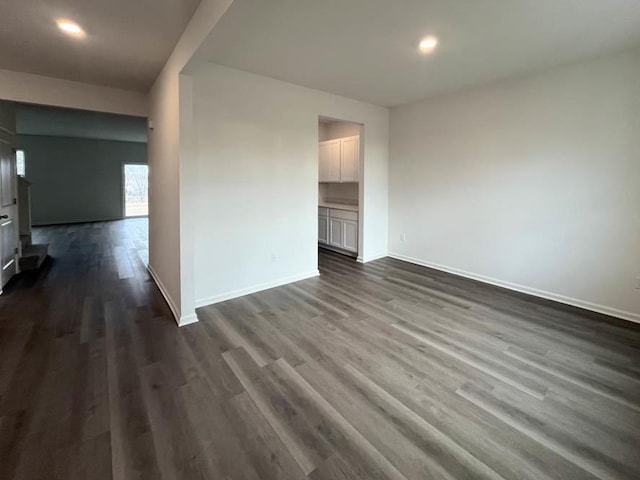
[{"left": 1, "top": 219, "right": 639, "bottom": 480}]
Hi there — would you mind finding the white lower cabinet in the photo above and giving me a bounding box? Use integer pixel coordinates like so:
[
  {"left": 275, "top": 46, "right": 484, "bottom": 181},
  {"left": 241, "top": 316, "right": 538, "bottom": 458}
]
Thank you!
[
  {"left": 318, "top": 214, "right": 329, "bottom": 244},
  {"left": 343, "top": 220, "right": 358, "bottom": 252},
  {"left": 318, "top": 207, "right": 358, "bottom": 254},
  {"left": 329, "top": 218, "right": 343, "bottom": 247}
]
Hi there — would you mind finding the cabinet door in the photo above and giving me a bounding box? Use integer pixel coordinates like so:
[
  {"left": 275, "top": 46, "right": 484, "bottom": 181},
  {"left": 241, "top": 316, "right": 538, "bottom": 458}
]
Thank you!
[
  {"left": 318, "top": 142, "right": 331, "bottom": 182},
  {"left": 327, "top": 140, "right": 341, "bottom": 182},
  {"left": 343, "top": 220, "right": 358, "bottom": 252},
  {"left": 319, "top": 140, "right": 340, "bottom": 182},
  {"left": 318, "top": 215, "right": 329, "bottom": 244},
  {"left": 340, "top": 136, "right": 359, "bottom": 182},
  {"left": 329, "top": 218, "right": 343, "bottom": 248}
]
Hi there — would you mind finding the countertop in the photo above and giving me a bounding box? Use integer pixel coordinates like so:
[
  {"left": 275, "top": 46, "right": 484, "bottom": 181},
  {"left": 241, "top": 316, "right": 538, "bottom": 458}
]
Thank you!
[{"left": 319, "top": 202, "right": 359, "bottom": 212}]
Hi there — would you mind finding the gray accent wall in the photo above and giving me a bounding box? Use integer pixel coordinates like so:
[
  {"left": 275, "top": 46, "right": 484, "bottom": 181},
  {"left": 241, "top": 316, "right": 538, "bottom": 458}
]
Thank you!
[
  {"left": 16, "top": 104, "right": 147, "bottom": 143},
  {"left": 17, "top": 135, "right": 147, "bottom": 225},
  {"left": 0, "top": 101, "right": 16, "bottom": 137}
]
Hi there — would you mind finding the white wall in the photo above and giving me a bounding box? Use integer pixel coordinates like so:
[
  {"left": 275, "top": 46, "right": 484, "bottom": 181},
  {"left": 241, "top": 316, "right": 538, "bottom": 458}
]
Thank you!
[
  {"left": 389, "top": 49, "right": 640, "bottom": 322},
  {"left": 147, "top": 67, "right": 184, "bottom": 323},
  {"left": 147, "top": 0, "right": 233, "bottom": 325},
  {"left": 0, "top": 69, "right": 147, "bottom": 117},
  {"left": 190, "top": 63, "right": 388, "bottom": 308}
]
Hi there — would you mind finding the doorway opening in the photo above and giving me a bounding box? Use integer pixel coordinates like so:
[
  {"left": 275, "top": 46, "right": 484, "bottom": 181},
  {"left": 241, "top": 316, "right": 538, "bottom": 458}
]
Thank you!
[
  {"left": 0, "top": 101, "right": 150, "bottom": 289},
  {"left": 317, "top": 117, "right": 363, "bottom": 264},
  {"left": 123, "top": 163, "right": 149, "bottom": 217}
]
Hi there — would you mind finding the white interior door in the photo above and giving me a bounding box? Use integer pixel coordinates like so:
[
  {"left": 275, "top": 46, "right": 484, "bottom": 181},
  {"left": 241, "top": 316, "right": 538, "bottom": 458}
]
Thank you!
[{"left": 0, "top": 141, "right": 17, "bottom": 289}]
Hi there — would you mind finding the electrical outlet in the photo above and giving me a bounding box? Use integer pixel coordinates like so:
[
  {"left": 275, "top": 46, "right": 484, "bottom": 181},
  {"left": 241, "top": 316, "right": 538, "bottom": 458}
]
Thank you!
[
  {"left": 271, "top": 253, "right": 277, "bottom": 263},
  {"left": 400, "top": 233, "right": 406, "bottom": 242}
]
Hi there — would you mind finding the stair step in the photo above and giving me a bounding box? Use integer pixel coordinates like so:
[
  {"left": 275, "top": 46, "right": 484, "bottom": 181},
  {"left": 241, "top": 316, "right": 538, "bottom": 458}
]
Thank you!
[{"left": 19, "top": 244, "right": 48, "bottom": 271}]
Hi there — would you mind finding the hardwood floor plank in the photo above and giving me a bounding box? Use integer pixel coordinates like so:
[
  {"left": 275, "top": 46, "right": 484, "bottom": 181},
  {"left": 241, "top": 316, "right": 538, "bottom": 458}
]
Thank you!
[
  {"left": 226, "top": 391, "right": 308, "bottom": 480},
  {"left": 393, "top": 322, "right": 548, "bottom": 400},
  {"left": 296, "top": 358, "right": 467, "bottom": 480},
  {"left": 503, "top": 346, "right": 640, "bottom": 412},
  {"left": 271, "top": 359, "right": 407, "bottom": 480},
  {"left": 222, "top": 348, "right": 328, "bottom": 475},
  {"left": 138, "top": 362, "right": 215, "bottom": 479},
  {"left": 456, "top": 382, "right": 633, "bottom": 480},
  {"left": 177, "top": 376, "right": 262, "bottom": 480},
  {"left": 341, "top": 363, "right": 506, "bottom": 480},
  {"left": 309, "top": 453, "right": 373, "bottom": 480}
]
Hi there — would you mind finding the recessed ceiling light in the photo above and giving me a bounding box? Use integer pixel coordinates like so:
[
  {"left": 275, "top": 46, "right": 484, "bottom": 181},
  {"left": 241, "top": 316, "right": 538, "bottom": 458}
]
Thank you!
[
  {"left": 418, "top": 36, "right": 438, "bottom": 54},
  {"left": 57, "top": 19, "right": 85, "bottom": 38}
]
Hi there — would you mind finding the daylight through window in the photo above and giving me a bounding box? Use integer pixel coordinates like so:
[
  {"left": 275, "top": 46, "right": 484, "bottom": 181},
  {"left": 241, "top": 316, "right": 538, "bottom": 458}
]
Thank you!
[
  {"left": 124, "top": 163, "right": 148, "bottom": 217},
  {"left": 16, "top": 149, "right": 25, "bottom": 177}
]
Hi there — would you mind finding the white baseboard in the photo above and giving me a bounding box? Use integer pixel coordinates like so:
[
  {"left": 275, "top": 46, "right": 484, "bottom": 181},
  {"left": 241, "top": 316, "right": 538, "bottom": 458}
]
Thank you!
[
  {"left": 32, "top": 216, "right": 123, "bottom": 227},
  {"left": 388, "top": 252, "right": 640, "bottom": 324},
  {"left": 195, "top": 270, "right": 320, "bottom": 308},
  {"left": 178, "top": 313, "right": 199, "bottom": 327},
  {"left": 147, "top": 264, "right": 183, "bottom": 326},
  {"left": 319, "top": 244, "right": 357, "bottom": 259},
  {"left": 357, "top": 252, "right": 388, "bottom": 264}
]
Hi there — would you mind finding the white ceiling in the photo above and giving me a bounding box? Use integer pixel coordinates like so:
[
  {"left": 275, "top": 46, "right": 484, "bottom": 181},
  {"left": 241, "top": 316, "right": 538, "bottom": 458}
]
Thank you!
[
  {"left": 16, "top": 104, "right": 147, "bottom": 143},
  {"left": 204, "top": 0, "right": 640, "bottom": 106},
  {"left": 0, "top": 0, "right": 201, "bottom": 92}
]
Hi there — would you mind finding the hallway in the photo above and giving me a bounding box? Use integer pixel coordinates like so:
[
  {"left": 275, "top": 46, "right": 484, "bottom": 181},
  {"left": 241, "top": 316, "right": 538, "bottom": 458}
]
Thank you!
[{"left": 0, "top": 218, "right": 170, "bottom": 479}]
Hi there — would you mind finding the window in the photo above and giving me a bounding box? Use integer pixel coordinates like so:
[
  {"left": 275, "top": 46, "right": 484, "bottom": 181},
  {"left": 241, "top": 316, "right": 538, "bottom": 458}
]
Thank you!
[
  {"left": 16, "top": 149, "right": 25, "bottom": 177},
  {"left": 123, "top": 163, "right": 149, "bottom": 217}
]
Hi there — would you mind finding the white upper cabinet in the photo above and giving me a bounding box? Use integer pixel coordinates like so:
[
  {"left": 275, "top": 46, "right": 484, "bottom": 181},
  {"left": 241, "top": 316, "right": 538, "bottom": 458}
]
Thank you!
[
  {"left": 340, "top": 136, "right": 359, "bottom": 182},
  {"left": 319, "top": 140, "right": 341, "bottom": 182},
  {"left": 319, "top": 136, "right": 359, "bottom": 183}
]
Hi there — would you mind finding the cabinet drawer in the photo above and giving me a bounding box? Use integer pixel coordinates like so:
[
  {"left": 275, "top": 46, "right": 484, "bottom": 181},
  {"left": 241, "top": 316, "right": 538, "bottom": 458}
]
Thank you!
[
  {"left": 318, "top": 207, "right": 329, "bottom": 216},
  {"left": 329, "top": 209, "right": 358, "bottom": 222}
]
